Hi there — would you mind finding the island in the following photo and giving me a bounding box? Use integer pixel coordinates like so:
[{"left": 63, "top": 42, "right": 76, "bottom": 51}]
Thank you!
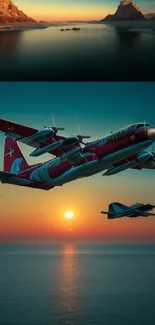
[
  {"left": 101, "top": 0, "right": 145, "bottom": 21},
  {"left": 0, "top": 0, "right": 48, "bottom": 31},
  {"left": 100, "top": 0, "right": 155, "bottom": 31}
]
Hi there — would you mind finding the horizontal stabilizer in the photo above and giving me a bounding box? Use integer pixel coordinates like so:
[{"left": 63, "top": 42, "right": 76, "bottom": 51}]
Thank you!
[
  {"left": 0, "top": 171, "right": 16, "bottom": 182},
  {"left": 7, "top": 177, "right": 33, "bottom": 185},
  {"left": 101, "top": 211, "right": 115, "bottom": 217},
  {"left": 132, "top": 209, "right": 155, "bottom": 217},
  {"left": 0, "top": 171, "right": 33, "bottom": 185}
]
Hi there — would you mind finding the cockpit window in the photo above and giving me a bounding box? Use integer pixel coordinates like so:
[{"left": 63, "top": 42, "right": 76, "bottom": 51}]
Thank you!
[
  {"left": 136, "top": 124, "right": 145, "bottom": 128},
  {"left": 136, "top": 123, "right": 152, "bottom": 129},
  {"left": 125, "top": 125, "right": 136, "bottom": 132}
]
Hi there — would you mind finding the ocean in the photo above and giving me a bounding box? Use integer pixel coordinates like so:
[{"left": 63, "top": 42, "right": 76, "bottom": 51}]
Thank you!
[
  {"left": 0, "top": 244, "right": 155, "bottom": 325},
  {"left": 0, "top": 23, "right": 155, "bottom": 81}
]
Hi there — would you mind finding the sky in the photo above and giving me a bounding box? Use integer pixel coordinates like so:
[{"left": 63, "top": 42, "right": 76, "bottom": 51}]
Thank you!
[
  {"left": 0, "top": 82, "right": 155, "bottom": 244},
  {"left": 15, "top": 0, "right": 155, "bottom": 21}
]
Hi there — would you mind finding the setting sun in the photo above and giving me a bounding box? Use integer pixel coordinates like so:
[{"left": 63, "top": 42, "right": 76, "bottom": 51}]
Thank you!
[{"left": 65, "top": 211, "right": 74, "bottom": 219}]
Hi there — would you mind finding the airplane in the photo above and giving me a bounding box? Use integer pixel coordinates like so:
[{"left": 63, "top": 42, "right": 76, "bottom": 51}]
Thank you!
[
  {"left": 0, "top": 120, "right": 155, "bottom": 178},
  {"left": 101, "top": 202, "right": 155, "bottom": 219},
  {"left": 1, "top": 132, "right": 154, "bottom": 191}
]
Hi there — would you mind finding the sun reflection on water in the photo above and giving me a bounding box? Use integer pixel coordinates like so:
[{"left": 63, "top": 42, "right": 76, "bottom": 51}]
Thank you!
[{"left": 58, "top": 244, "right": 79, "bottom": 323}]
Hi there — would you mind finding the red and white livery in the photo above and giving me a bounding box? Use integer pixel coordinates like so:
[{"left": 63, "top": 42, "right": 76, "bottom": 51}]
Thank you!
[{"left": 0, "top": 121, "right": 155, "bottom": 190}]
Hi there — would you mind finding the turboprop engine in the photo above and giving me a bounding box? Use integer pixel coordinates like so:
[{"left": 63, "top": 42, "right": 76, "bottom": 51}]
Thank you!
[
  {"left": 30, "top": 135, "right": 82, "bottom": 157},
  {"left": 136, "top": 152, "right": 154, "bottom": 164},
  {"left": 25, "top": 128, "right": 56, "bottom": 144},
  {"left": 104, "top": 152, "right": 153, "bottom": 176}
]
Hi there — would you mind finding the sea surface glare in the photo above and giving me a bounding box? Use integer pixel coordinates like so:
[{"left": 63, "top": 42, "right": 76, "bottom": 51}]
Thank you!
[{"left": 0, "top": 244, "right": 155, "bottom": 325}]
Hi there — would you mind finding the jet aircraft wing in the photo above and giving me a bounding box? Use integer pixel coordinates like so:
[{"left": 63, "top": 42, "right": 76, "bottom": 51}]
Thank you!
[{"left": 131, "top": 208, "right": 155, "bottom": 217}]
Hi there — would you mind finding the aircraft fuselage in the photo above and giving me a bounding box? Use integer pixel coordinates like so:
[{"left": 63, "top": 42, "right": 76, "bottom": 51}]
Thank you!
[{"left": 2, "top": 123, "right": 155, "bottom": 190}]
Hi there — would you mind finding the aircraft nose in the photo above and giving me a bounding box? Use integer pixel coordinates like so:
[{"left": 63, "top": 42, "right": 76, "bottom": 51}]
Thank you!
[{"left": 147, "top": 128, "right": 155, "bottom": 141}]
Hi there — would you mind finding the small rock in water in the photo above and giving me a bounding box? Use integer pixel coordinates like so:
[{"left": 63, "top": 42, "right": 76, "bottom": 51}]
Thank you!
[
  {"left": 72, "top": 27, "right": 81, "bottom": 31},
  {"left": 60, "top": 27, "right": 81, "bottom": 32}
]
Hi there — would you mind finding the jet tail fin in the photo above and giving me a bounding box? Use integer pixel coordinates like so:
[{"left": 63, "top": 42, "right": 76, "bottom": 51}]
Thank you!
[
  {"left": 101, "top": 202, "right": 129, "bottom": 219},
  {"left": 109, "top": 202, "right": 128, "bottom": 214},
  {"left": 4, "top": 137, "right": 29, "bottom": 173}
]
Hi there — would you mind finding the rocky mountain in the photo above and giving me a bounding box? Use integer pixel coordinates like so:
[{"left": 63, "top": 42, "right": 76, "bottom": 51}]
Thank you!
[
  {"left": 145, "top": 13, "right": 155, "bottom": 20},
  {"left": 0, "top": 0, "right": 37, "bottom": 24},
  {"left": 102, "top": 0, "right": 145, "bottom": 21}
]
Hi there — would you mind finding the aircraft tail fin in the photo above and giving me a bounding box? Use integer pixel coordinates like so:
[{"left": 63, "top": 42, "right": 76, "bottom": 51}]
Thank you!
[
  {"left": 109, "top": 202, "right": 128, "bottom": 214},
  {"left": 4, "top": 137, "right": 29, "bottom": 173}
]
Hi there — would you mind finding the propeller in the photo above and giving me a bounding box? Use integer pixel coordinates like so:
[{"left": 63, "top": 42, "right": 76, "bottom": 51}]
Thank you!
[
  {"left": 43, "top": 115, "right": 65, "bottom": 133},
  {"left": 76, "top": 123, "right": 91, "bottom": 145}
]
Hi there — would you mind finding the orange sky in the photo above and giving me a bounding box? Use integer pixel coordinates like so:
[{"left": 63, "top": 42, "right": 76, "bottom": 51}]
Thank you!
[
  {"left": 15, "top": 1, "right": 153, "bottom": 21},
  {"left": 1, "top": 176, "right": 155, "bottom": 243}
]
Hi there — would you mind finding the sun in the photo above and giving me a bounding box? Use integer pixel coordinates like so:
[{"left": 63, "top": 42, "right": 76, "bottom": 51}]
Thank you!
[{"left": 65, "top": 211, "right": 74, "bottom": 219}]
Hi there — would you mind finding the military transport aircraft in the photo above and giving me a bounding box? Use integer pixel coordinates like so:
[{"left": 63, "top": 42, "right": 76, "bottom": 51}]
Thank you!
[
  {"left": 101, "top": 202, "right": 155, "bottom": 219},
  {"left": 0, "top": 120, "right": 155, "bottom": 187}
]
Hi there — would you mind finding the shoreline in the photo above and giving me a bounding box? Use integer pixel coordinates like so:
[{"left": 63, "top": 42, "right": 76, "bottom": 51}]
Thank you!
[
  {"left": 100, "top": 20, "right": 155, "bottom": 30},
  {"left": 0, "top": 23, "right": 49, "bottom": 32},
  {"left": 0, "top": 20, "right": 155, "bottom": 32}
]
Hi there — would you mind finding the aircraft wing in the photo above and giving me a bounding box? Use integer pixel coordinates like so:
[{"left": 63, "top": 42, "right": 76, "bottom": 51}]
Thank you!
[
  {"left": 0, "top": 171, "right": 33, "bottom": 185},
  {"left": 0, "top": 119, "right": 87, "bottom": 160},
  {"left": 0, "top": 171, "right": 16, "bottom": 182},
  {"left": 131, "top": 208, "right": 155, "bottom": 217},
  {"left": 0, "top": 119, "right": 38, "bottom": 145},
  {"left": 0, "top": 118, "right": 65, "bottom": 149}
]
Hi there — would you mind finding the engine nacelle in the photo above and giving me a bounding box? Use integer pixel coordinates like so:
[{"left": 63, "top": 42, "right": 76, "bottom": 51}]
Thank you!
[
  {"left": 61, "top": 147, "right": 82, "bottom": 160},
  {"left": 34, "top": 128, "right": 54, "bottom": 139},
  {"left": 62, "top": 136, "right": 79, "bottom": 147},
  {"left": 137, "top": 152, "right": 153, "bottom": 164},
  {"left": 104, "top": 160, "right": 137, "bottom": 176},
  {"left": 30, "top": 140, "right": 64, "bottom": 157},
  {"left": 25, "top": 128, "right": 55, "bottom": 144}
]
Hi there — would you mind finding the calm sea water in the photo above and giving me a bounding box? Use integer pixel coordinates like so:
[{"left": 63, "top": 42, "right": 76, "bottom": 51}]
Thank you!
[
  {"left": 0, "top": 23, "right": 155, "bottom": 81},
  {"left": 0, "top": 244, "right": 155, "bottom": 325}
]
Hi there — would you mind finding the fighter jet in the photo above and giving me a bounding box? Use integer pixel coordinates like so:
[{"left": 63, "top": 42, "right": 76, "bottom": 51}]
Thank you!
[{"left": 101, "top": 202, "right": 155, "bottom": 219}]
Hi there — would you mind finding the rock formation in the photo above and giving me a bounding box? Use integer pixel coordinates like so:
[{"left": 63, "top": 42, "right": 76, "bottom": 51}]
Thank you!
[
  {"left": 102, "top": 0, "right": 145, "bottom": 21},
  {"left": 0, "top": 0, "right": 37, "bottom": 24},
  {"left": 145, "top": 13, "right": 155, "bottom": 20}
]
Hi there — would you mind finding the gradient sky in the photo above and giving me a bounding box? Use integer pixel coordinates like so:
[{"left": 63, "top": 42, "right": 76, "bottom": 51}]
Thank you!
[
  {"left": 15, "top": 0, "right": 155, "bottom": 21},
  {"left": 0, "top": 82, "right": 155, "bottom": 244}
]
